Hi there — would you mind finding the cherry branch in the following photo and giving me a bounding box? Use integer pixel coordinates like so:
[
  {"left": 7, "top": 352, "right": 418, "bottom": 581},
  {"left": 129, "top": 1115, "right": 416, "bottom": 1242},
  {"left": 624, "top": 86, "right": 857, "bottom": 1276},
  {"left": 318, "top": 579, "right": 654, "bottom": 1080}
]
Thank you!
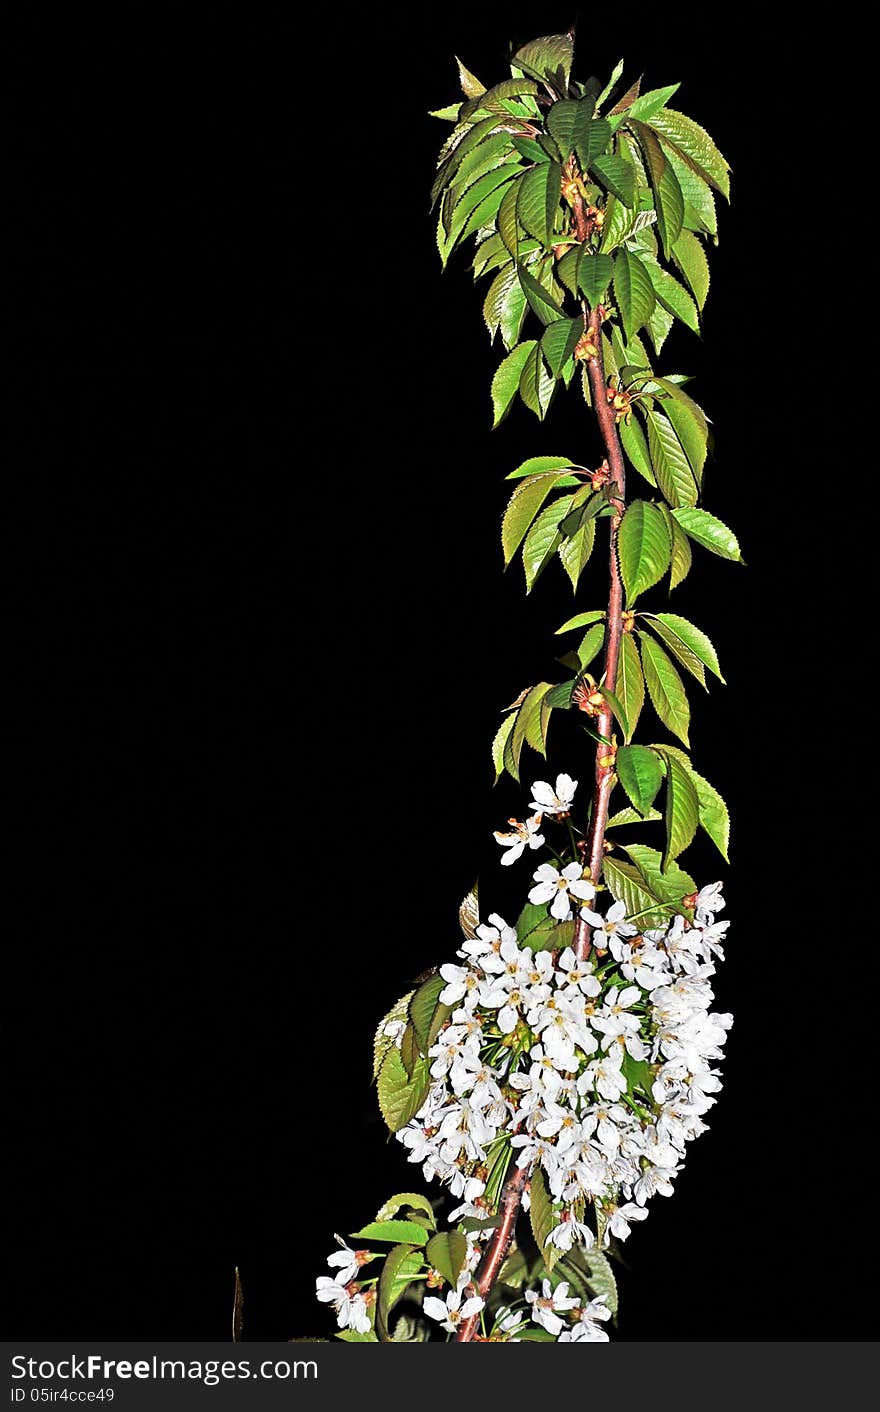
[
  {"left": 453, "top": 1164, "right": 529, "bottom": 1342},
  {"left": 572, "top": 303, "right": 627, "bottom": 963},
  {"left": 455, "top": 305, "right": 628, "bottom": 1343}
]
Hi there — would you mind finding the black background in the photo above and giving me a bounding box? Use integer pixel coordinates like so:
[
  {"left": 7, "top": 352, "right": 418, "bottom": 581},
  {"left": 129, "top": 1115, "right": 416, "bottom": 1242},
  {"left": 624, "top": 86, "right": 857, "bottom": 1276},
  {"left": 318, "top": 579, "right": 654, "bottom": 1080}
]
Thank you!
[{"left": 7, "top": 1, "right": 873, "bottom": 1341}]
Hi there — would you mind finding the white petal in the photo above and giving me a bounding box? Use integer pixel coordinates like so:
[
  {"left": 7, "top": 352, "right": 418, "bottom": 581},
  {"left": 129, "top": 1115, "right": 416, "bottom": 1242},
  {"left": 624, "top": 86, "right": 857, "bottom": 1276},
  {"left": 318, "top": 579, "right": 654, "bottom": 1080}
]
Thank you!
[
  {"left": 460, "top": 1295, "right": 485, "bottom": 1317},
  {"left": 550, "top": 891, "right": 572, "bottom": 921}
]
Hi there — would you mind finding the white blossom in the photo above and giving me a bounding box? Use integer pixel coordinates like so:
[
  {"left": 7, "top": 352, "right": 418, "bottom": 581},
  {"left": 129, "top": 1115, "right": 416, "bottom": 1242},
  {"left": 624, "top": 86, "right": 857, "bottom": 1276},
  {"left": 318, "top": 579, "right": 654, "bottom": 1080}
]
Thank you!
[
  {"left": 326, "top": 1236, "right": 372, "bottom": 1285},
  {"left": 494, "top": 813, "right": 545, "bottom": 864},
  {"left": 603, "top": 1201, "right": 650, "bottom": 1243},
  {"left": 525, "top": 1279, "right": 580, "bottom": 1335},
  {"left": 579, "top": 898, "right": 639, "bottom": 952},
  {"left": 423, "top": 1286, "right": 485, "bottom": 1334},
  {"left": 529, "top": 773, "right": 578, "bottom": 816},
  {"left": 560, "top": 1297, "right": 611, "bottom": 1342},
  {"left": 529, "top": 861, "right": 596, "bottom": 920}
]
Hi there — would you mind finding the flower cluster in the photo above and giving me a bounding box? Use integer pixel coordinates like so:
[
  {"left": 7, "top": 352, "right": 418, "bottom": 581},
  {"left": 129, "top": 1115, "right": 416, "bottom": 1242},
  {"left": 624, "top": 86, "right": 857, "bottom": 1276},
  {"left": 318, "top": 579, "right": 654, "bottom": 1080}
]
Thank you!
[
  {"left": 317, "top": 772, "right": 732, "bottom": 1342},
  {"left": 315, "top": 1238, "right": 613, "bottom": 1343},
  {"left": 396, "top": 779, "right": 731, "bottom": 1262}
]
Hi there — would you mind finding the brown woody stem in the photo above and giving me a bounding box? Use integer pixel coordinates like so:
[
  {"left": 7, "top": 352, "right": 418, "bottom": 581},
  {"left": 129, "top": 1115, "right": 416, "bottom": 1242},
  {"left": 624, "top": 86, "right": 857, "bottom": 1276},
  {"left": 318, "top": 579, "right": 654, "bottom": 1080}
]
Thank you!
[
  {"left": 453, "top": 1164, "right": 529, "bottom": 1342},
  {"left": 572, "top": 303, "right": 627, "bottom": 962},
  {"left": 455, "top": 307, "right": 627, "bottom": 1343}
]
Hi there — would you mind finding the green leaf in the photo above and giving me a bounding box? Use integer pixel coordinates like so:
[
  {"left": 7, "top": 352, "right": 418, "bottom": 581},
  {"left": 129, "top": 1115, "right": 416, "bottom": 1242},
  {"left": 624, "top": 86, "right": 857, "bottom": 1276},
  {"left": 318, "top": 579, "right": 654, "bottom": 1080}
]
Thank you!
[
  {"left": 491, "top": 711, "right": 516, "bottom": 782},
  {"left": 663, "top": 141, "right": 717, "bottom": 236},
  {"left": 483, "top": 1137, "right": 513, "bottom": 1212},
  {"left": 499, "top": 277, "right": 527, "bottom": 350},
  {"left": 655, "top": 745, "right": 730, "bottom": 861},
  {"left": 336, "top": 1330, "right": 378, "bottom": 1343},
  {"left": 661, "top": 750, "right": 700, "bottom": 866},
  {"left": 511, "top": 33, "right": 574, "bottom": 92},
  {"left": 647, "top": 410, "right": 698, "bottom": 508},
  {"left": 409, "top": 974, "right": 452, "bottom": 1055},
  {"left": 584, "top": 1249, "right": 619, "bottom": 1314},
  {"left": 647, "top": 378, "right": 709, "bottom": 482},
  {"left": 642, "top": 254, "right": 699, "bottom": 332},
  {"left": 672, "top": 507, "right": 744, "bottom": 561},
  {"left": 603, "top": 855, "right": 673, "bottom": 929},
  {"left": 468, "top": 77, "right": 541, "bottom": 115},
  {"left": 522, "top": 915, "right": 575, "bottom": 953},
  {"left": 507, "top": 453, "right": 581, "bottom": 480},
  {"left": 665, "top": 506, "right": 692, "bottom": 589},
  {"left": 672, "top": 228, "right": 710, "bottom": 309},
  {"left": 522, "top": 496, "right": 573, "bottom": 590},
  {"left": 575, "top": 117, "right": 612, "bottom": 171},
  {"left": 595, "top": 59, "right": 624, "bottom": 112},
  {"left": 456, "top": 182, "right": 518, "bottom": 250},
  {"left": 373, "top": 991, "right": 414, "bottom": 1080},
  {"left": 614, "top": 630, "right": 644, "bottom": 742},
  {"left": 433, "top": 115, "right": 514, "bottom": 202},
  {"left": 646, "top": 300, "right": 675, "bottom": 356},
  {"left": 399, "top": 1021, "right": 419, "bottom": 1078},
  {"left": 648, "top": 613, "right": 724, "bottom": 681},
  {"left": 558, "top": 508, "right": 597, "bottom": 591},
  {"left": 448, "top": 134, "right": 517, "bottom": 205},
  {"left": 491, "top": 340, "right": 537, "bottom": 427},
  {"left": 456, "top": 57, "right": 485, "bottom": 98},
  {"left": 642, "top": 617, "right": 706, "bottom": 688},
  {"left": 515, "top": 898, "right": 550, "bottom": 943},
  {"left": 665, "top": 398, "right": 708, "bottom": 483},
  {"left": 429, "top": 103, "right": 462, "bottom": 122},
  {"left": 376, "top": 1048, "right": 431, "bottom": 1132},
  {"left": 621, "top": 843, "right": 696, "bottom": 913},
  {"left": 596, "top": 684, "right": 630, "bottom": 739},
  {"left": 483, "top": 262, "right": 516, "bottom": 340},
  {"left": 352, "top": 1219, "right": 430, "bottom": 1246},
  {"left": 607, "top": 805, "right": 662, "bottom": 827},
  {"left": 446, "top": 164, "right": 519, "bottom": 239},
  {"left": 375, "top": 1193, "right": 437, "bottom": 1225},
  {"left": 692, "top": 772, "right": 730, "bottom": 861},
  {"left": 556, "top": 608, "right": 605, "bottom": 634},
  {"left": 624, "top": 84, "right": 680, "bottom": 124},
  {"left": 640, "top": 634, "right": 690, "bottom": 745},
  {"left": 497, "top": 179, "right": 523, "bottom": 255},
  {"left": 613, "top": 248, "right": 655, "bottom": 342},
  {"left": 541, "top": 317, "right": 582, "bottom": 377},
  {"left": 529, "top": 1166, "right": 563, "bottom": 1271},
  {"left": 598, "top": 194, "right": 644, "bottom": 254},
  {"left": 577, "top": 250, "right": 614, "bottom": 306},
  {"left": 622, "top": 1050, "right": 656, "bottom": 1103},
  {"left": 473, "top": 230, "right": 513, "bottom": 280},
  {"left": 616, "top": 744, "right": 664, "bottom": 815},
  {"left": 556, "top": 245, "right": 581, "bottom": 296},
  {"left": 618, "top": 413, "right": 656, "bottom": 485},
  {"left": 512, "top": 135, "right": 550, "bottom": 163},
  {"left": 546, "top": 98, "right": 587, "bottom": 157},
  {"left": 425, "top": 1231, "right": 469, "bottom": 1288},
  {"left": 512, "top": 682, "right": 554, "bottom": 760},
  {"left": 518, "top": 343, "right": 556, "bottom": 418},
  {"left": 576, "top": 621, "right": 605, "bottom": 667},
  {"left": 501, "top": 472, "right": 571, "bottom": 563},
  {"left": 648, "top": 108, "right": 731, "bottom": 198},
  {"left": 517, "top": 263, "right": 564, "bottom": 325},
  {"left": 633, "top": 123, "right": 684, "bottom": 256},
  {"left": 617, "top": 499, "right": 672, "bottom": 604},
  {"left": 516, "top": 162, "right": 562, "bottom": 246},
  {"left": 376, "top": 1244, "right": 425, "bottom": 1342},
  {"left": 591, "top": 152, "right": 637, "bottom": 207}
]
